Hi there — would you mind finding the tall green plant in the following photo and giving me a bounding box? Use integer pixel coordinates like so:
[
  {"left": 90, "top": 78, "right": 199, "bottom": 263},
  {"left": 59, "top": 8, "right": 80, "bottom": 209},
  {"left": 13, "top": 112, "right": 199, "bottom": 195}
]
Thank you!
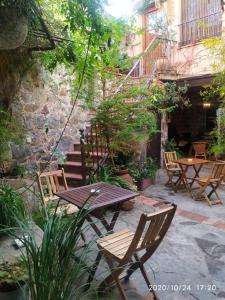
[
  {"left": 201, "top": 37, "right": 225, "bottom": 157},
  {"left": 90, "top": 167, "right": 137, "bottom": 191},
  {"left": 93, "top": 80, "right": 188, "bottom": 163},
  {"left": 18, "top": 208, "right": 98, "bottom": 300},
  {"left": 0, "top": 183, "right": 26, "bottom": 229},
  {"left": 0, "top": 109, "right": 24, "bottom": 162}
]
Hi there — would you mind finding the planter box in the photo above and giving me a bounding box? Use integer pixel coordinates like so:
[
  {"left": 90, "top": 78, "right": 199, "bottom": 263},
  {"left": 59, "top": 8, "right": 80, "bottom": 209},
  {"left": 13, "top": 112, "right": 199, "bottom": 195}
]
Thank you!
[
  {"left": 0, "top": 284, "right": 27, "bottom": 300},
  {"left": 138, "top": 178, "right": 155, "bottom": 191}
]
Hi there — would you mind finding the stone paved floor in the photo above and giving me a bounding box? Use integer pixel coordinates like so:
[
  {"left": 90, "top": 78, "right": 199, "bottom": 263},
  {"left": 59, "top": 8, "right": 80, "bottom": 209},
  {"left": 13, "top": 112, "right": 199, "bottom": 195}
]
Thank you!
[{"left": 84, "top": 163, "right": 225, "bottom": 300}]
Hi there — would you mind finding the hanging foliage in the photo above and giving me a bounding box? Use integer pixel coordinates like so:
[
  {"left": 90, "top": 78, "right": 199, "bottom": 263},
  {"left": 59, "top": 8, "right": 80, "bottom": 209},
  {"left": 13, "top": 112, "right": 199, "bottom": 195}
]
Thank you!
[{"left": 201, "top": 37, "right": 225, "bottom": 157}]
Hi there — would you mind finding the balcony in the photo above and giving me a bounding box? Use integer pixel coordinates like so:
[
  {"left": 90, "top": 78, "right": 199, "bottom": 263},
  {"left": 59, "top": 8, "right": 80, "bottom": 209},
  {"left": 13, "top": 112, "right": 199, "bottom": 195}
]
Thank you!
[
  {"left": 179, "top": 11, "right": 223, "bottom": 47},
  {"left": 130, "top": 37, "right": 177, "bottom": 78}
]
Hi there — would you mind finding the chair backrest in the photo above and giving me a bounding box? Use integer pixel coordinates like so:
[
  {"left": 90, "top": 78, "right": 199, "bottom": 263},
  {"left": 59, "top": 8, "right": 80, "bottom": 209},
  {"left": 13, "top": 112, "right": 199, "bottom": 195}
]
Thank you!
[
  {"left": 211, "top": 162, "right": 225, "bottom": 181},
  {"left": 37, "top": 168, "right": 68, "bottom": 204},
  {"left": 192, "top": 142, "right": 207, "bottom": 154},
  {"left": 124, "top": 204, "right": 177, "bottom": 261},
  {"left": 163, "top": 151, "right": 178, "bottom": 169}
]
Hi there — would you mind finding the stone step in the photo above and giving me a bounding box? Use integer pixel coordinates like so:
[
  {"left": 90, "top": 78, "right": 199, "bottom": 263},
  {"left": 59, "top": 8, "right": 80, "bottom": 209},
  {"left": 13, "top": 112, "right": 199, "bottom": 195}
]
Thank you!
[
  {"left": 73, "top": 144, "right": 107, "bottom": 153},
  {"left": 66, "top": 151, "right": 105, "bottom": 162},
  {"left": 59, "top": 161, "right": 94, "bottom": 174},
  {"left": 66, "top": 151, "right": 83, "bottom": 162},
  {"left": 59, "top": 172, "right": 85, "bottom": 188},
  {"left": 64, "top": 172, "right": 83, "bottom": 180},
  {"left": 73, "top": 143, "right": 81, "bottom": 151}
]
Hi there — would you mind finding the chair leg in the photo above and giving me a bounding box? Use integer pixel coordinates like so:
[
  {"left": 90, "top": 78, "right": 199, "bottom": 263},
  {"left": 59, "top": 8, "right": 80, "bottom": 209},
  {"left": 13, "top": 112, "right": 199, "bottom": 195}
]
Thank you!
[
  {"left": 165, "top": 173, "right": 172, "bottom": 187},
  {"left": 100, "top": 256, "right": 128, "bottom": 300},
  {"left": 167, "top": 173, "right": 178, "bottom": 192},
  {"left": 134, "top": 253, "right": 151, "bottom": 288},
  {"left": 106, "top": 258, "right": 128, "bottom": 300},
  {"left": 195, "top": 182, "right": 207, "bottom": 201},
  {"left": 203, "top": 192, "right": 212, "bottom": 207},
  {"left": 81, "top": 232, "right": 86, "bottom": 243},
  {"left": 86, "top": 252, "right": 102, "bottom": 291},
  {"left": 207, "top": 184, "right": 223, "bottom": 205},
  {"left": 125, "top": 253, "right": 158, "bottom": 300},
  {"left": 214, "top": 190, "right": 223, "bottom": 205}
]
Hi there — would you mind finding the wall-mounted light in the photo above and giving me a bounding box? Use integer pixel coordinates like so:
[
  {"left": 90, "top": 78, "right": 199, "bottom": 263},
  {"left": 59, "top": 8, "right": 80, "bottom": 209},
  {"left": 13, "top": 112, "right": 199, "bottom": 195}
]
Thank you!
[{"left": 203, "top": 102, "right": 211, "bottom": 108}]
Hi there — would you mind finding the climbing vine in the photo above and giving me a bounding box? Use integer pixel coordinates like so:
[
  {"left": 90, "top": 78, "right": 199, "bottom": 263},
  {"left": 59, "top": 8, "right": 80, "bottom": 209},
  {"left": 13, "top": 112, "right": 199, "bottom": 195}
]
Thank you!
[
  {"left": 40, "top": 1, "right": 135, "bottom": 103},
  {"left": 201, "top": 37, "right": 225, "bottom": 157}
]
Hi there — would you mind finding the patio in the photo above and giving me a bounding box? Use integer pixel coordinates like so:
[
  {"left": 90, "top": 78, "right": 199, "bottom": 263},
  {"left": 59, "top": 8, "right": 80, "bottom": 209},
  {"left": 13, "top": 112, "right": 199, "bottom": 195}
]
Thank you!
[
  {"left": 1, "top": 1, "right": 225, "bottom": 299},
  {"left": 83, "top": 163, "right": 225, "bottom": 300}
]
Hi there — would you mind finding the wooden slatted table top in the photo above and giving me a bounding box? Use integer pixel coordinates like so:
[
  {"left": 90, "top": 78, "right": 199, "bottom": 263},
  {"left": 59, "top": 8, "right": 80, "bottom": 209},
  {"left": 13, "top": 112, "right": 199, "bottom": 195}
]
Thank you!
[
  {"left": 55, "top": 182, "right": 139, "bottom": 210},
  {"left": 173, "top": 157, "right": 209, "bottom": 166}
]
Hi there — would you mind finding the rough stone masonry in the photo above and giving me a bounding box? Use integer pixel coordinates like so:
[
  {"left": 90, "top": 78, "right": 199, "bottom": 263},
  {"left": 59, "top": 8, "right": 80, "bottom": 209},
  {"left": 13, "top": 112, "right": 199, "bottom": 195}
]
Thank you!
[{"left": 9, "top": 64, "right": 90, "bottom": 172}]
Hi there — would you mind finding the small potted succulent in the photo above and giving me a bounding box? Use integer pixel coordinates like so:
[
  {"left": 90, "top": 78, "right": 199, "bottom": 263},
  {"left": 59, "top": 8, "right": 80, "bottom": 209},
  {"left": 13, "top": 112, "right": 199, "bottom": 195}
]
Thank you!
[
  {"left": 129, "top": 157, "right": 158, "bottom": 191},
  {"left": 0, "top": 259, "right": 28, "bottom": 300}
]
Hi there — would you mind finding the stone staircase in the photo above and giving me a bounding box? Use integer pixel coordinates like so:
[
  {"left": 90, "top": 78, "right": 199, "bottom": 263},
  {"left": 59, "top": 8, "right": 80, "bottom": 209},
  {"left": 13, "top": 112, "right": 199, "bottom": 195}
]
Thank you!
[
  {"left": 58, "top": 126, "right": 108, "bottom": 187},
  {"left": 58, "top": 143, "right": 85, "bottom": 187}
]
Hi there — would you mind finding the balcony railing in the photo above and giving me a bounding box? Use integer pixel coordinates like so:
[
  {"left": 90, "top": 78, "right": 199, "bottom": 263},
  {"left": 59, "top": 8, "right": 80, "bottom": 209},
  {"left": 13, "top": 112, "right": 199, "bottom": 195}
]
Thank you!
[
  {"left": 179, "top": 11, "right": 222, "bottom": 47},
  {"left": 130, "top": 37, "right": 177, "bottom": 77}
]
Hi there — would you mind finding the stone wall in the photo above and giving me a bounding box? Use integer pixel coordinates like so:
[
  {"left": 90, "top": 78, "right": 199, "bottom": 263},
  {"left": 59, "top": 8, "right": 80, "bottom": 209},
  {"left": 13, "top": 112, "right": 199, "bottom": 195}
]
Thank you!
[{"left": 10, "top": 64, "right": 90, "bottom": 172}]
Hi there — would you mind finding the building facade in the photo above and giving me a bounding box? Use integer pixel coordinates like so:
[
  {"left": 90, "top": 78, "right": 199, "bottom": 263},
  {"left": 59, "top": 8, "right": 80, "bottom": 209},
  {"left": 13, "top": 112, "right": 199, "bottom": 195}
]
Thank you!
[{"left": 131, "top": 0, "right": 224, "bottom": 162}]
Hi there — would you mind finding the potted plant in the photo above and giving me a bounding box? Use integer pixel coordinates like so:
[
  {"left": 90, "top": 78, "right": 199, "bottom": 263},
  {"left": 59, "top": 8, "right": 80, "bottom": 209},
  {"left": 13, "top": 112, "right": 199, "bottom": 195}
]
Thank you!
[
  {"left": 113, "top": 152, "right": 132, "bottom": 175},
  {"left": 129, "top": 157, "right": 158, "bottom": 191},
  {"left": 0, "top": 260, "right": 28, "bottom": 300}
]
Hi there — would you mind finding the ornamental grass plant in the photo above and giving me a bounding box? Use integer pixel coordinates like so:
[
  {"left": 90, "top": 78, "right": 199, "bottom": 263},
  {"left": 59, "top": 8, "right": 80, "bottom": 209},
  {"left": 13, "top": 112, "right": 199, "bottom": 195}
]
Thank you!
[{"left": 17, "top": 205, "right": 102, "bottom": 300}]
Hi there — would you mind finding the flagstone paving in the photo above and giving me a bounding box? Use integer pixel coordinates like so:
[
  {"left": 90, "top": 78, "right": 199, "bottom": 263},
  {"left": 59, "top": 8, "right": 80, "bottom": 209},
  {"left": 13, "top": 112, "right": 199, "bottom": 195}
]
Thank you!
[{"left": 86, "top": 164, "right": 225, "bottom": 300}]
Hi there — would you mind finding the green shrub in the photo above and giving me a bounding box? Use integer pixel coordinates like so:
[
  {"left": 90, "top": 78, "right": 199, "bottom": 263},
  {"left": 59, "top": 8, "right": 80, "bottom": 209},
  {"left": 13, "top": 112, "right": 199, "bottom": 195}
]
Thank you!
[
  {"left": 0, "top": 259, "right": 28, "bottom": 291},
  {"left": 0, "top": 183, "right": 26, "bottom": 229},
  {"left": 90, "top": 167, "right": 137, "bottom": 191},
  {"left": 164, "top": 139, "right": 182, "bottom": 157}
]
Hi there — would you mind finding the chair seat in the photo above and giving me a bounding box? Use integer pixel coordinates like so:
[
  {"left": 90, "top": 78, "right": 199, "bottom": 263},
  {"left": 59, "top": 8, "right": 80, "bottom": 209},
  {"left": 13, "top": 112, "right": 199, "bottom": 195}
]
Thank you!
[
  {"left": 97, "top": 229, "right": 143, "bottom": 261},
  {"left": 44, "top": 195, "right": 60, "bottom": 202},
  {"left": 167, "top": 163, "right": 181, "bottom": 173},
  {"left": 51, "top": 203, "right": 79, "bottom": 215},
  {"left": 195, "top": 176, "right": 219, "bottom": 184},
  {"left": 168, "top": 167, "right": 181, "bottom": 172}
]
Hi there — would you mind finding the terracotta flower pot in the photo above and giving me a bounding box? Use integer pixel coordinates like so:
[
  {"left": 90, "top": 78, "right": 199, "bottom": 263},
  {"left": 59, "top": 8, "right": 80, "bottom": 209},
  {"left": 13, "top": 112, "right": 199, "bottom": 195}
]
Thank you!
[
  {"left": 121, "top": 199, "right": 135, "bottom": 211},
  {"left": 114, "top": 168, "right": 129, "bottom": 176},
  {"left": 138, "top": 178, "right": 155, "bottom": 191},
  {"left": 0, "top": 282, "right": 26, "bottom": 300}
]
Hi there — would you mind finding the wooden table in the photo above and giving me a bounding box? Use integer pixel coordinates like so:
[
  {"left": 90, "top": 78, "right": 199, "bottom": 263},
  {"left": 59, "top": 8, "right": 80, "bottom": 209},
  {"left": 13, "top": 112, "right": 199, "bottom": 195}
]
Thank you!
[
  {"left": 55, "top": 182, "right": 139, "bottom": 237},
  {"left": 173, "top": 158, "right": 209, "bottom": 197},
  {"left": 55, "top": 182, "right": 139, "bottom": 288}
]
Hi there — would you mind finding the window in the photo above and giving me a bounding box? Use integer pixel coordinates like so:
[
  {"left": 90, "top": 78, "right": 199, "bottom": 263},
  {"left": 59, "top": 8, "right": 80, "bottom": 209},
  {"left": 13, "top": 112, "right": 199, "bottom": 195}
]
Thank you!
[
  {"left": 180, "top": 0, "right": 222, "bottom": 46},
  {"left": 148, "top": 10, "right": 167, "bottom": 35},
  {"left": 143, "top": 0, "right": 155, "bottom": 9}
]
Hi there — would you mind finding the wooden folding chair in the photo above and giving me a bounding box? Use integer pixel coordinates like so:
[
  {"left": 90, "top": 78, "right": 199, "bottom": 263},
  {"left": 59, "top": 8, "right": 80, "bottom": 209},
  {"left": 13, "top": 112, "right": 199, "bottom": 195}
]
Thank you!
[
  {"left": 97, "top": 204, "right": 177, "bottom": 300},
  {"left": 163, "top": 151, "right": 183, "bottom": 191},
  {"left": 195, "top": 162, "right": 225, "bottom": 206},
  {"left": 192, "top": 142, "right": 208, "bottom": 160},
  {"left": 36, "top": 168, "right": 79, "bottom": 215}
]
